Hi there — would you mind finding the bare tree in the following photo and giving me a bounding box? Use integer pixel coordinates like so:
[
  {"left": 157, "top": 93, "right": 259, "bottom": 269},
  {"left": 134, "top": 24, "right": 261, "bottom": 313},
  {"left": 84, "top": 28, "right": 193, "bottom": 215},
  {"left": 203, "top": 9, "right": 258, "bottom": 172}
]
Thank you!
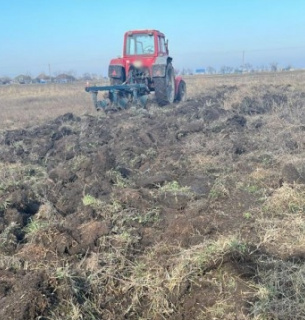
[
  {"left": 220, "top": 65, "right": 233, "bottom": 74},
  {"left": 186, "top": 68, "right": 193, "bottom": 75},
  {"left": 243, "top": 63, "right": 253, "bottom": 72},
  {"left": 283, "top": 64, "right": 293, "bottom": 71},
  {"left": 206, "top": 66, "right": 216, "bottom": 74},
  {"left": 82, "top": 73, "right": 92, "bottom": 81},
  {"left": 67, "top": 70, "right": 77, "bottom": 77},
  {"left": 0, "top": 76, "right": 11, "bottom": 84},
  {"left": 270, "top": 62, "right": 278, "bottom": 72}
]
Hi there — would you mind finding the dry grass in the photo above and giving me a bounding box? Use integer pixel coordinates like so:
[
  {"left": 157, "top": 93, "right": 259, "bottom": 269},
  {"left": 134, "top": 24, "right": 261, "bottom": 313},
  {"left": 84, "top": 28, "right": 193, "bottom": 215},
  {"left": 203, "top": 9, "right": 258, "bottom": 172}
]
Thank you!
[
  {"left": 252, "top": 258, "right": 305, "bottom": 320},
  {"left": 263, "top": 183, "right": 305, "bottom": 217},
  {"left": 66, "top": 235, "right": 252, "bottom": 319},
  {"left": 185, "top": 70, "right": 305, "bottom": 97},
  {"left": 0, "top": 82, "right": 96, "bottom": 130},
  {"left": 255, "top": 183, "right": 305, "bottom": 257},
  {"left": 1, "top": 71, "right": 305, "bottom": 131}
]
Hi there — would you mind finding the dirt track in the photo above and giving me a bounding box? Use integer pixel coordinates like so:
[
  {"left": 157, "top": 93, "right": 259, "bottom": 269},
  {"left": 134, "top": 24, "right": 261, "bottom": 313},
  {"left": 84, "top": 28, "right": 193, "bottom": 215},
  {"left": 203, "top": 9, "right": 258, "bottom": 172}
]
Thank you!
[{"left": 1, "top": 80, "right": 305, "bottom": 319}]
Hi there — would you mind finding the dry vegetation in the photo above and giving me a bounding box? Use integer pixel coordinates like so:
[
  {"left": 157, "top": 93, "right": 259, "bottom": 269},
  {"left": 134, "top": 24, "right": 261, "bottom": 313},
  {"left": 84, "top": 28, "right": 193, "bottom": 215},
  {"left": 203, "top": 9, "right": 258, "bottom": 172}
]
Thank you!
[
  {"left": 0, "top": 82, "right": 97, "bottom": 130},
  {"left": 1, "top": 70, "right": 305, "bottom": 319}
]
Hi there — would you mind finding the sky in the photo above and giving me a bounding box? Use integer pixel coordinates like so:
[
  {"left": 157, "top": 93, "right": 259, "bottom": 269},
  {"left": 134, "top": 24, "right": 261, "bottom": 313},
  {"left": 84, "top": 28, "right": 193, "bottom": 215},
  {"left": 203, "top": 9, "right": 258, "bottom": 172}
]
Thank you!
[{"left": 0, "top": 0, "right": 304, "bottom": 77}]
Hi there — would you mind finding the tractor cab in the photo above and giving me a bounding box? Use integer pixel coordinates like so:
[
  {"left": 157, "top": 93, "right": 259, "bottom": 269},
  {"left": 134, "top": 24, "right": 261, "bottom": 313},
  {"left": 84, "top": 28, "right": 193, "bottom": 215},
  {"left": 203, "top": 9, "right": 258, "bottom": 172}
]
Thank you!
[{"left": 124, "top": 30, "right": 168, "bottom": 57}]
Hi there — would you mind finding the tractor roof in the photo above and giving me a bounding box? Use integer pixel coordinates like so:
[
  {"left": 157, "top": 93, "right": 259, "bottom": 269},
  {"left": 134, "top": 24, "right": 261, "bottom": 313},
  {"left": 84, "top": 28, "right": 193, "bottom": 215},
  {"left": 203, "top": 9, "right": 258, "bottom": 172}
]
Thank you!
[{"left": 125, "top": 30, "right": 165, "bottom": 37}]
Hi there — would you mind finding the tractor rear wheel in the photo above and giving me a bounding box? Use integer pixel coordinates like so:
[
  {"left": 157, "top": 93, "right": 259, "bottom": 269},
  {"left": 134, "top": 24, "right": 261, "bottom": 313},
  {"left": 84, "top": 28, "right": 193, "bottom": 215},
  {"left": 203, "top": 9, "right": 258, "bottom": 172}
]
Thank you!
[{"left": 154, "top": 63, "right": 175, "bottom": 106}]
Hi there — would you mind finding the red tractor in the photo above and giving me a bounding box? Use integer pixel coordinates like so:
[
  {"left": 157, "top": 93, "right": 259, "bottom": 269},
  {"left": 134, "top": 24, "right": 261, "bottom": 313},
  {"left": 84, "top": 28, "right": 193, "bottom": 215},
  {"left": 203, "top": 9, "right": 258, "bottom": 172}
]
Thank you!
[{"left": 86, "top": 29, "right": 186, "bottom": 110}]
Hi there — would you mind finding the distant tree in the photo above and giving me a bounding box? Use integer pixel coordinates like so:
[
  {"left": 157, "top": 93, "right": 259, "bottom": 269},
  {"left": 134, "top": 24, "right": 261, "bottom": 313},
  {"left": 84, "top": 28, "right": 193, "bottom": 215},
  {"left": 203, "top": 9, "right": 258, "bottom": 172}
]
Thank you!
[
  {"left": 270, "top": 62, "right": 278, "bottom": 72},
  {"left": 53, "top": 71, "right": 62, "bottom": 77},
  {"left": 220, "top": 66, "right": 226, "bottom": 74},
  {"left": 37, "top": 72, "right": 48, "bottom": 79},
  {"left": 14, "top": 74, "right": 32, "bottom": 84},
  {"left": 0, "top": 76, "right": 11, "bottom": 84},
  {"left": 91, "top": 73, "right": 98, "bottom": 80},
  {"left": 82, "top": 73, "right": 92, "bottom": 81},
  {"left": 258, "top": 64, "right": 268, "bottom": 72},
  {"left": 206, "top": 66, "right": 216, "bottom": 74},
  {"left": 283, "top": 64, "right": 293, "bottom": 71},
  {"left": 180, "top": 68, "right": 193, "bottom": 75},
  {"left": 227, "top": 66, "right": 234, "bottom": 73},
  {"left": 220, "top": 65, "right": 233, "bottom": 74},
  {"left": 67, "top": 70, "right": 77, "bottom": 77},
  {"left": 243, "top": 63, "right": 252, "bottom": 72}
]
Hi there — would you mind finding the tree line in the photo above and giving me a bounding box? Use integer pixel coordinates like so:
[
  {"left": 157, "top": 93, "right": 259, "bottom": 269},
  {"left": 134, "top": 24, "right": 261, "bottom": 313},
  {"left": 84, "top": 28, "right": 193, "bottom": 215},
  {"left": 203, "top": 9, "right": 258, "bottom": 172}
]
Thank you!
[{"left": 177, "top": 62, "right": 294, "bottom": 75}]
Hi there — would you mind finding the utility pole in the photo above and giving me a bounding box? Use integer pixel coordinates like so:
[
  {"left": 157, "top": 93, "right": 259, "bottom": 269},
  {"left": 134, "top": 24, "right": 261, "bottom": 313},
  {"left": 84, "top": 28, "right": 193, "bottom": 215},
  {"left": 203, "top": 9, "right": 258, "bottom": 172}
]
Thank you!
[
  {"left": 48, "top": 63, "right": 51, "bottom": 77},
  {"left": 242, "top": 51, "right": 245, "bottom": 69}
]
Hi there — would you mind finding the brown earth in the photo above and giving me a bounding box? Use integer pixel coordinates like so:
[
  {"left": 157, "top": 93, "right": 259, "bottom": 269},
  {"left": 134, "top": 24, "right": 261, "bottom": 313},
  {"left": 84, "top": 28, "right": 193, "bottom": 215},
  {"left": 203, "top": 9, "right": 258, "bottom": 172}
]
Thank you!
[{"left": 1, "top": 78, "right": 305, "bottom": 319}]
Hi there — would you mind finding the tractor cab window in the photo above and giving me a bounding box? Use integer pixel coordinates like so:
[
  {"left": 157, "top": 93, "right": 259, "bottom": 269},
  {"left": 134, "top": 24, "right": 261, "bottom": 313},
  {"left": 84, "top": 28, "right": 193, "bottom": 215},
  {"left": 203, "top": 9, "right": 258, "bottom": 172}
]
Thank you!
[
  {"left": 126, "top": 34, "right": 155, "bottom": 55},
  {"left": 158, "top": 36, "right": 166, "bottom": 54}
]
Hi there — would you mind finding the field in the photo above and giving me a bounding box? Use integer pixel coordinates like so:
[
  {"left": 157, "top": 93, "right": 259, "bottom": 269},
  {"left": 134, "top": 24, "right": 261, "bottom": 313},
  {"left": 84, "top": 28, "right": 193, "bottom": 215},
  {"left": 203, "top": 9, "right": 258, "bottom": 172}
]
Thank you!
[{"left": 1, "top": 71, "right": 305, "bottom": 319}]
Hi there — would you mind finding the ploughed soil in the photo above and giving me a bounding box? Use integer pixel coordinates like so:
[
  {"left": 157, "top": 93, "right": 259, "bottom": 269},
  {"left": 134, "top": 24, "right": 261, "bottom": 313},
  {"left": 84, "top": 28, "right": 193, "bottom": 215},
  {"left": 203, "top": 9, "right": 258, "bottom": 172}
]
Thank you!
[{"left": 1, "top": 81, "right": 305, "bottom": 319}]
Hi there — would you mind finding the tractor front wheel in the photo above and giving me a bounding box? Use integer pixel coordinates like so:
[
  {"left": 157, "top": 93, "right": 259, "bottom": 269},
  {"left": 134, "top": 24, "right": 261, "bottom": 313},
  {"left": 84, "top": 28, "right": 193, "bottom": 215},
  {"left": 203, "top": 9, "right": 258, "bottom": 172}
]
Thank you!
[
  {"left": 154, "top": 64, "right": 175, "bottom": 106},
  {"left": 176, "top": 80, "right": 186, "bottom": 102}
]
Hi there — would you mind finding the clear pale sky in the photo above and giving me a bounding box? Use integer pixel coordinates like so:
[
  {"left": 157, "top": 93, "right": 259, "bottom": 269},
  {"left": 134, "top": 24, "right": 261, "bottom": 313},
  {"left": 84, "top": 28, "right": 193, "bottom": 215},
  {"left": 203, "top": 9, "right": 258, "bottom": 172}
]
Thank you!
[{"left": 1, "top": 0, "right": 304, "bottom": 77}]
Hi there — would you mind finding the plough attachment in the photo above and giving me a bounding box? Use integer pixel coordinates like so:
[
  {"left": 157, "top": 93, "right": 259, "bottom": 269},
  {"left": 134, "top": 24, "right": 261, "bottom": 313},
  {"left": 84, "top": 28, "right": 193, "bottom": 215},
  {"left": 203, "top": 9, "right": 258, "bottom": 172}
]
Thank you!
[{"left": 85, "top": 83, "right": 150, "bottom": 111}]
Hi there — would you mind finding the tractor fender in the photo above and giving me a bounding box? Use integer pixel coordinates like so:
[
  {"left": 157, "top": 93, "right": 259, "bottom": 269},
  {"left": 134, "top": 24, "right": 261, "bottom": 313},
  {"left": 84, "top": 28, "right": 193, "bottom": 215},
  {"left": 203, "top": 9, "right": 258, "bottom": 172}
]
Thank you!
[
  {"left": 152, "top": 56, "right": 173, "bottom": 77},
  {"left": 108, "top": 64, "right": 125, "bottom": 80},
  {"left": 109, "top": 57, "right": 125, "bottom": 80}
]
